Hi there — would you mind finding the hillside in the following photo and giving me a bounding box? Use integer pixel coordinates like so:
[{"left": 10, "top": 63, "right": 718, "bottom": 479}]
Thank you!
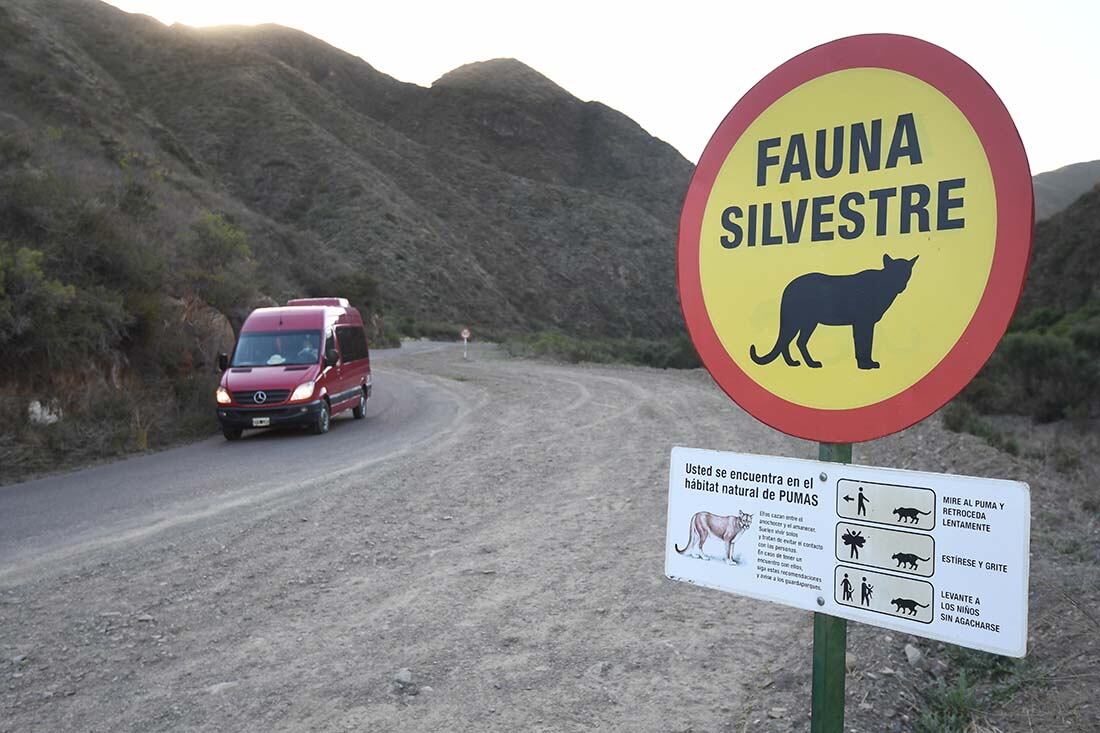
[
  {"left": 1, "top": 0, "right": 692, "bottom": 338},
  {"left": 1020, "top": 183, "right": 1100, "bottom": 315},
  {"left": 0, "top": 0, "right": 692, "bottom": 471},
  {"left": 962, "top": 183, "right": 1100, "bottom": 422},
  {"left": 1033, "top": 159, "right": 1100, "bottom": 221}
]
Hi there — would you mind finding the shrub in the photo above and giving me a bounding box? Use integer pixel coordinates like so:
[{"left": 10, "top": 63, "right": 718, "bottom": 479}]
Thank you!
[
  {"left": 965, "top": 328, "right": 1100, "bottom": 423},
  {"left": 942, "top": 401, "right": 1019, "bottom": 455},
  {"left": 180, "top": 213, "right": 256, "bottom": 315}
]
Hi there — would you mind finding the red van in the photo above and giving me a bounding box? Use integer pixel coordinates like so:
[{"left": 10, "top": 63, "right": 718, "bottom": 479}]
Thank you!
[{"left": 215, "top": 298, "right": 372, "bottom": 440}]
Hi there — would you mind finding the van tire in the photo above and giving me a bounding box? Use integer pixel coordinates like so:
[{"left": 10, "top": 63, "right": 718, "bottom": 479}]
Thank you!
[
  {"left": 311, "top": 401, "right": 331, "bottom": 435},
  {"left": 222, "top": 427, "right": 243, "bottom": 441},
  {"left": 353, "top": 391, "right": 366, "bottom": 419}
]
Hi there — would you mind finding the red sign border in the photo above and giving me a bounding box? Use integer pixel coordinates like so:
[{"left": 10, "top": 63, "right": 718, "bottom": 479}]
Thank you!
[{"left": 677, "top": 34, "right": 1033, "bottom": 443}]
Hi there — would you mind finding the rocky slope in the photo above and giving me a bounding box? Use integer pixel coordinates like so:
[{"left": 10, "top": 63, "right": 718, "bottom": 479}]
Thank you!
[
  {"left": 1032, "top": 159, "right": 1100, "bottom": 221},
  {"left": 0, "top": 0, "right": 693, "bottom": 338}
]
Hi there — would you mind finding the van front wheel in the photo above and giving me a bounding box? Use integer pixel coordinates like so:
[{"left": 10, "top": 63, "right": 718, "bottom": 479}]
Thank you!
[
  {"left": 311, "top": 401, "right": 331, "bottom": 435},
  {"left": 222, "top": 427, "right": 243, "bottom": 441},
  {"left": 353, "top": 391, "right": 366, "bottom": 419}
]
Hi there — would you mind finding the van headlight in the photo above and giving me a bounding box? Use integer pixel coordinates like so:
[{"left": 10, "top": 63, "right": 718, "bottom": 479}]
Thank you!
[
  {"left": 290, "top": 381, "right": 315, "bottom": 401},
  {"left": 216, "top": 387, "right": 231, "bottom": 404}
]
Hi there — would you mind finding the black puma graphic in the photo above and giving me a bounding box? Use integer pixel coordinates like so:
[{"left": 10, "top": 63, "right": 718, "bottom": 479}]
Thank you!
[
  {"left": 893, "top": 507, "right": 932, "bottom": 523},
  {"left": 750, "top": 254, "right": 918, "bottom": 370},
  {"left": 891, "top": 597, "right": 929, "bottom": 615},
  {"left": 891, "top": 552, "right": 930, "bottom": 570}
]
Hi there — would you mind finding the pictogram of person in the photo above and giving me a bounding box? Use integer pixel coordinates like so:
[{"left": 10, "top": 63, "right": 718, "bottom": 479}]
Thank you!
[
  {"left": 857, "top": 487, "right": 869, "bottom": 517},
  {"left": 860, "top": 577, "right": 873, "bottom": 606},
  {"left": 841, "top": 573, "right": 854, "bottom": 602}
]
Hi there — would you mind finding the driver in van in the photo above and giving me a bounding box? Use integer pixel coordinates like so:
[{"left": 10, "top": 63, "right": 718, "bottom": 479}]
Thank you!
[{"left": 296, "top": 335, "right": 319, "bottom": 363}]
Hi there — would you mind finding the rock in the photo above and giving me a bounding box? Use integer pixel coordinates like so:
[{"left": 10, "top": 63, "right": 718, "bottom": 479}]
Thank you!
[
  {"left": 880, "top": 667, "right": 895, "bottom": 676},
  {"left": 865, "top": 672, "right": 878, "bottom": 680},
  {"left": 205, "top": 681, "right": 239, "bottom": 694},
  {"left": 767, "top": 707, "right": 787, "bottom": 719},
  {"left": 162, "top": 296, "right": 237, "bottom": 372},
  {"left": 393, "top": 667, "right": 419, "bottom": 695},
  {"left": 11, "top": 655, "right": 27, "bottom": 665},
  {"left": 136, "top": 614, "right": 155, "bottom": 622},
  {"left": 845, "top": 652, "right": 856, "bottom": 672},
  {"left": 859, "top": 702, "right": 874, "bottom": 711},
  {"left": 930, "top": 659, "right": 950, "bottom": 678},
  {"left": 27, "top": 400, "right": 62, "bottom": 426},
  {"left": 904, "top": 644, "right": 922, "bottom": 667}
]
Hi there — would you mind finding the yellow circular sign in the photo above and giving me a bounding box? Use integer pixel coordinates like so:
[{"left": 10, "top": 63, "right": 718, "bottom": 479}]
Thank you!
[
  {"left": 700, "top": 68, "right": 995, "bottom": 409},
  {"left": 677, "top": 35, "right": 1033, "bottom": 442}
]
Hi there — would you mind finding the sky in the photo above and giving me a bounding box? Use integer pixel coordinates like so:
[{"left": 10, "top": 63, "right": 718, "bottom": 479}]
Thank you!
[{"left": 105, "top": 0, "right": 1100, "bottom": 175}]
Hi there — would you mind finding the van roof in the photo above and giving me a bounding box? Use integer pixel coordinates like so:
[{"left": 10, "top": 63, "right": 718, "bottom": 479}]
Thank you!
[
  {"left": 286, "top": 297, "right": 349, "bottom": 307},
  {"left": 241, "top": 304, "right": 360, "bottom": 332}
]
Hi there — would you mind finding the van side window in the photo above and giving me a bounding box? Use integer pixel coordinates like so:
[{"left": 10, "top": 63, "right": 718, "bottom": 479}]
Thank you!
[
  {"left": 325, "top": 330, "right": 337, "bottom": 360},
  {"left": 336, "top": 326, "right": 369, "bottom": 362}
]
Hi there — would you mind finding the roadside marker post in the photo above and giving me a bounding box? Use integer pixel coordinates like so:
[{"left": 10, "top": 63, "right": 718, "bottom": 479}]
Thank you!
[
  {"left": 671, "top": 34, "right": 1034, "bottom": 732},
  {"left": 460, "top": 327, "right": 471, "bottom": 360}
]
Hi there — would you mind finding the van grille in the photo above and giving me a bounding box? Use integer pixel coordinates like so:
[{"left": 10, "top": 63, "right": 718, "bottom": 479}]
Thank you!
[{"left": 232, "top": 389, "right": 291, "bottom": 405}]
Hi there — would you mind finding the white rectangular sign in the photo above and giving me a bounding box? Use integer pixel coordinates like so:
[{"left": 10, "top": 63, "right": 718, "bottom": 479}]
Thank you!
[{"left": 665, "top": 447, "right": 1030, "bottom": 656}]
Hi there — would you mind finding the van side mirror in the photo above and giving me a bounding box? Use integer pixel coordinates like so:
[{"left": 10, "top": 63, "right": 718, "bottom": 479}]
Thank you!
[
  {"left": 324, "top": 349, "right": 339, "bottom": 368},
  {"left": 218, "top": 353, "right": 229, "bottom": 371}
]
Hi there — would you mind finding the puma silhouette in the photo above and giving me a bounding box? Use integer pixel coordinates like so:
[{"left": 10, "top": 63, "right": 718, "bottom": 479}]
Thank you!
[
  {"left": 890, "top": 597, "right": 929, "bottom": 615},
  {"left": 893, "top": 507, "right": 932, "bottom": 524},
  {"left": 891, "top": 552, "right": 930, "bottom": 570},
  {"left": 750, "top": 254, "right": 918, "bottom": 369}
]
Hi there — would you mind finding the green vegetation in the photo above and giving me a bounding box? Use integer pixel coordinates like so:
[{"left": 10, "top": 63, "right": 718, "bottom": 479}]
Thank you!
[
  {"left": 181, "top": 213, "right": 256, "bottom": 316},
  {"left": 502, "top": 330, "right": 701, "bottom": 370},
  {"left": 915, "top": 672, "right": 979, "bottom": 733},
  {"left": 915, "top": 646, "right": 1036, "bottom": 732},
  {"left": 961, "top": 306, "right": 1100, "bottom": 423},
  {"left": 941, "top": 402, "right": 1019, "bottom": 455},
  {"left": 946, "top": 298, "right": 1100, "bottom": 446},
  {"left": 0, "top": 128, "right": 393, "bottom": 481}
]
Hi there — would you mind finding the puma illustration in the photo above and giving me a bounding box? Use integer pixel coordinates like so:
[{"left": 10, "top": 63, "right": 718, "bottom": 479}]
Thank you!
[
  {"left": 674, "top": 510, "right": 753, "bottom": 564},
  {"left": 891, "top": 552, "right": 931, "bottom": 570},
  {"left": 891, "top": 598, "right": 930, "bottom": 615},
  {"left": 750, "top": 254, "right": 919, "bottom": 370},
  {"left": 893, "top": 507, "right": 932, "bottom": 523}
]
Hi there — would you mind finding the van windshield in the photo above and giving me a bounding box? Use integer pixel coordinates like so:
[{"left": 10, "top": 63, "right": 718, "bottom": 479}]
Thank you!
[{"left": 232, "top": 330, "right": 322, "bottom": 367}]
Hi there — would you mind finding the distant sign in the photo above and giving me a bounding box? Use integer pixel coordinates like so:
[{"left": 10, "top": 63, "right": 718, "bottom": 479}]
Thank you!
[
  {"left": 460, "top": 328, "right": 471, "bottom": 340},
  {"left": 665, "top": 447, "right": 1030, "bottom": 656},
  {"left": 677, "top": 35, "right": 1033, "bottom": 442}
]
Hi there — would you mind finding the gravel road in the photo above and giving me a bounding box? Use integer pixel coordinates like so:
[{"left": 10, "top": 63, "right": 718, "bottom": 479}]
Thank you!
[
  {"left": 1, "top": 342, "right": 821, "bottom": 731},
  {"left": 2, "top": 343, "right": 1092, "bottom": 731}
]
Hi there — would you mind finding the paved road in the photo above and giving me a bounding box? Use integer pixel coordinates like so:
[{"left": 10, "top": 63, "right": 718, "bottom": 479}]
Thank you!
[{"left": 0, "top": 342, "right": 459, "bottom": 577}]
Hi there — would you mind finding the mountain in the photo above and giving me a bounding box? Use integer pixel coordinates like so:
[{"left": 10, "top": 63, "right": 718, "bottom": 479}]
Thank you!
[
  {"left": 1019, "top": 182, "right": 1100, "bottom": 316},
  {"left": 0, "top": 0, "right": 693, "bottom": 341},
  {"left": 1032, "top": 160, "right": 1100, "bottom": 221},
  {"left": 961, "top": 182, "right": 1100, "bottom": 422}
]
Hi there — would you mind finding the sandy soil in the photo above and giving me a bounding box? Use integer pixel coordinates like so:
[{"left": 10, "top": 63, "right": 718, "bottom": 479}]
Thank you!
[{"left": 1, "top": 343, "right": 1096, "bottom": 731}]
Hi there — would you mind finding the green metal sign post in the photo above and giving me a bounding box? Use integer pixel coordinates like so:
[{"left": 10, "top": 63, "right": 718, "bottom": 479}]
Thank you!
[{"left": 811, "top": 442, "right": 852, "bottom": 733}]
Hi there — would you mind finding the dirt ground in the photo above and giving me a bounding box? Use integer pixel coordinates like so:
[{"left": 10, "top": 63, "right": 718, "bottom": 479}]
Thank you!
[{"left": 1, "top": 344, "right": 1097, "bottom": 731}]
